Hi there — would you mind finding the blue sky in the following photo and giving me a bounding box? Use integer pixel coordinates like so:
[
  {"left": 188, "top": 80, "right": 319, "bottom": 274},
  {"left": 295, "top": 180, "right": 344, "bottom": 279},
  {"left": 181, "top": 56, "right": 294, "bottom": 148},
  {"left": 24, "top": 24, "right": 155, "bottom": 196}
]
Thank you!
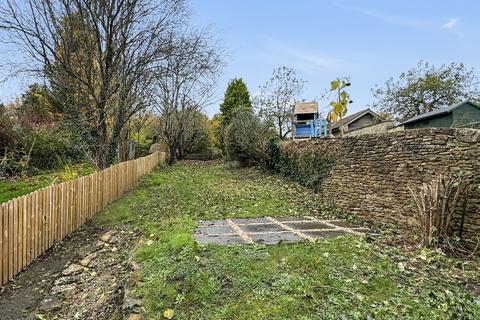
[
  {"left": 190, "top": 0, "right": 480, "bottom": 116},
  {"left": 1, "top": 1, "right": 479, "bottom": 118}
]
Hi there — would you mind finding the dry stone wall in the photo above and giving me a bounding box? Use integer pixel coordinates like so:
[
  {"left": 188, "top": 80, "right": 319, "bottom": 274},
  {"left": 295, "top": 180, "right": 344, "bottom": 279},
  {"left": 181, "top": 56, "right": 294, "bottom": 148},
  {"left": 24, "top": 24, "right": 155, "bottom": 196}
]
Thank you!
[{"left": 283, "top": 128, "right": 480, "bottom": 243}]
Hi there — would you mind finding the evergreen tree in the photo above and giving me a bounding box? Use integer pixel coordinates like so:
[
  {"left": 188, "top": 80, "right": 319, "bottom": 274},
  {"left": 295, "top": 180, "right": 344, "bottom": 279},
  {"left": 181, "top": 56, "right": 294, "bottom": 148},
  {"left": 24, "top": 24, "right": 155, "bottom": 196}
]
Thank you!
[{"left": 219, "top": 78, "right": 252, "bottom": 126}]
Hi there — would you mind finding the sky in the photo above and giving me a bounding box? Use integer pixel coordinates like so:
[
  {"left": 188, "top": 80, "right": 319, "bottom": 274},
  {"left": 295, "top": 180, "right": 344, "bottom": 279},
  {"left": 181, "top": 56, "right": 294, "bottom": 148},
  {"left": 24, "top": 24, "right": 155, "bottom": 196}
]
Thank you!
[
  {"left": 189, "top": 0, "right": 480, "bottom": 117},
  {"left": 1, "top": 0, "right": 479, "bottom": 118}
]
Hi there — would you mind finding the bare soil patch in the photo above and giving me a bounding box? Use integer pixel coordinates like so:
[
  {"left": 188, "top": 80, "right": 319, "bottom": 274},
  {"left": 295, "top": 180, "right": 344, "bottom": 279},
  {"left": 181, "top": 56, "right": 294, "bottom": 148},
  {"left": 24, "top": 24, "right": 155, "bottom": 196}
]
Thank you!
[{"left": 0, "top": 222, "right": 140, "bottom": 319}]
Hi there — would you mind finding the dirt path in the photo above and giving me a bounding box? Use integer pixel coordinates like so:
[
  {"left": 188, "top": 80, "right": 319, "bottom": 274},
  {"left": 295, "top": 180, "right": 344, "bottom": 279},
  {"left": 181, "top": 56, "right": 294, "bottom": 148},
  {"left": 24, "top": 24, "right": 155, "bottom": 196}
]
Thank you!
[{"left": 0, "top": 222, "right": 141, "bottom": 320}]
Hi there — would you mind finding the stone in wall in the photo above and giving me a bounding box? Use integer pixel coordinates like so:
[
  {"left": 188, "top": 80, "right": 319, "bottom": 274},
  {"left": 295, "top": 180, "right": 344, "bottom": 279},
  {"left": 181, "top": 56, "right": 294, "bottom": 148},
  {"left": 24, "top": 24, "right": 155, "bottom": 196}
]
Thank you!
[{"left": 282, "top": 128, "right": 480, "bottom": 244}]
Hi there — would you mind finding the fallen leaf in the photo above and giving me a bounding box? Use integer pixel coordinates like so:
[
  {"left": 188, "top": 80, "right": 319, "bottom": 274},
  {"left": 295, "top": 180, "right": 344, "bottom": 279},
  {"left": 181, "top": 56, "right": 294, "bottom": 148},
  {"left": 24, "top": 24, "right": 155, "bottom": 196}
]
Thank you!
[{"left": 164, "top": 308, "right": 175, "bottom": 319}]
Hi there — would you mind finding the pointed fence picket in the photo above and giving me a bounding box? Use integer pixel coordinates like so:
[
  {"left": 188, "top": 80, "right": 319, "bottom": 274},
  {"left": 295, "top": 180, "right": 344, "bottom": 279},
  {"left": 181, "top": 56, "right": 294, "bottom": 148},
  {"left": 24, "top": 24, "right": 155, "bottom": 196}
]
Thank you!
[{"left": 0, "top": 151, "right": 165, "bottom": 285}]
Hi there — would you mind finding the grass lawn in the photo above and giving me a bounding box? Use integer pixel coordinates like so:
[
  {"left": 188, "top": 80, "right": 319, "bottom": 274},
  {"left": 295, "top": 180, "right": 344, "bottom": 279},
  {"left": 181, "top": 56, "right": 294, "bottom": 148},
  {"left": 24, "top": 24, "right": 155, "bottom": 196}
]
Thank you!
[
  {"left": 0, "top": 163, "right": 96, "bottom": 204},
  {"left": 96, "top": 161, "right": 480, "bottom": 320}
]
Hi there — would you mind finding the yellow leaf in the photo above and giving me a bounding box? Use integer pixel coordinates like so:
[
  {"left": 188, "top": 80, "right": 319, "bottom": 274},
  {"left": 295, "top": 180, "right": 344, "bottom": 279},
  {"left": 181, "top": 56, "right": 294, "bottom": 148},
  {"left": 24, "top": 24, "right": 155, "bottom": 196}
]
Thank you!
[
  {"left": 164, "top": 308, "right": 175, "bottom": 319},
  {"left": 330, "top": 80, "right": 339, "bottom": 91},
  {"left": 334, "top": 104, "right": 344, "bottom": 115},
  {"left": 328, "top": 112, "right": 337, "bottom": 122}
]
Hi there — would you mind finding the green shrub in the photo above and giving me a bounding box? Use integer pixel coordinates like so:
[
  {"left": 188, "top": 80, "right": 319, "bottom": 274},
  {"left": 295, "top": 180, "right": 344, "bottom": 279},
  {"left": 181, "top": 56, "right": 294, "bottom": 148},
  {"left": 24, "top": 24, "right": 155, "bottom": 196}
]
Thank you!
[
  {"left": 27, "top": 129, "right": 80, "bottom": 172},
  {"left": 0, "top": 105, "right": 27, "bottom": 178},
  {"left": 267, "top": 140, "right": 335, "bottom": 191},
  {"left": 225, "top": 108, "right": 274, "bottom": 167}
]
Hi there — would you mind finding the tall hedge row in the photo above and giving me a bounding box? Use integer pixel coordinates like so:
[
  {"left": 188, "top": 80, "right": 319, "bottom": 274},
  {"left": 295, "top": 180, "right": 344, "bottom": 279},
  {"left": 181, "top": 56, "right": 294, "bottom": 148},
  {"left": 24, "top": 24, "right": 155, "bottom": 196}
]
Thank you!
[{"left": 267, "top": 140, "right": 336, "bottom": 192}]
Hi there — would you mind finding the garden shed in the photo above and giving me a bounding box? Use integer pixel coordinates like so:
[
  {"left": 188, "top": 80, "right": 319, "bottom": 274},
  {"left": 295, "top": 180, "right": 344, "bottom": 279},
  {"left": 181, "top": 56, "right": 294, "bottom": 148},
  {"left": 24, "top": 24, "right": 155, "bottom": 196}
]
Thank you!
[{"left": 402, "top": 100, "right": 480, "bottom": 129}]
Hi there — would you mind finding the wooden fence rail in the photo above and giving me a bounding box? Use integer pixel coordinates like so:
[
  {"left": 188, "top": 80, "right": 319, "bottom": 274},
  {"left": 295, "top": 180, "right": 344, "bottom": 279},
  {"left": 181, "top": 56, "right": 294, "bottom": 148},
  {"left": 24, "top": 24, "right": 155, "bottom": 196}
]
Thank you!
[{"left": 0, "top": 151, "right": 165, "bottom": 285}]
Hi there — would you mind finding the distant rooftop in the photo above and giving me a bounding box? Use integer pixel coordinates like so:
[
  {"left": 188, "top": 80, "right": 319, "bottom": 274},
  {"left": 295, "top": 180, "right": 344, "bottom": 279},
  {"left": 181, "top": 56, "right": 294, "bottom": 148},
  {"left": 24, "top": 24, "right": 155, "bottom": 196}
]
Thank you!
[
  {"left": 331, "top": 108, "right": 378, "bottom": 130},
  {"left": 401, "top": 100, "right": 480, "bottom": 125}
]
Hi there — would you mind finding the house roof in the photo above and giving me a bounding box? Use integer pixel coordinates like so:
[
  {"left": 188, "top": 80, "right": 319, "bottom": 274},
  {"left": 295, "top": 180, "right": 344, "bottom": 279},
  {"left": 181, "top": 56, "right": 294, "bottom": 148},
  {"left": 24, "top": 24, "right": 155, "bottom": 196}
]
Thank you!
[
  {"left": 331, "top": 108, "right": 378, "bottom": 130},
  {"left": 294, "top": 102, "right": 318, "bottom": 114},
  {"left": 401, "top": 100, "right": 480, "bottom": 125}
]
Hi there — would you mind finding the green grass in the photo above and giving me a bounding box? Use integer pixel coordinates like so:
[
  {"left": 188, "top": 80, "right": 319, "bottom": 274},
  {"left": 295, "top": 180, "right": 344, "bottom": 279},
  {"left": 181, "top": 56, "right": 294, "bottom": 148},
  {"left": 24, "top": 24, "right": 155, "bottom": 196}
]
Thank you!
[
  {"left": 96, "top": 161, "right": 480, "bottom": 320},
  {"left": 0, "top": 163, "right": 96, "bottom": 204}
]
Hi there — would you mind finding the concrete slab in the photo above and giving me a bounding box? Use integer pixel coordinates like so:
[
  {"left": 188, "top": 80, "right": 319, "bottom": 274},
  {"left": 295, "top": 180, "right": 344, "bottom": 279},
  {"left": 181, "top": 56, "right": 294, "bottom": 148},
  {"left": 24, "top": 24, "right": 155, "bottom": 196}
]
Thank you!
[
  {"left": 194, "top": 234, "right": 245, "bottom": 245},
  {"left": 303, "top": 230, "right": 350, "bottom": 239},
  {"left": 198, "top": 220, "right": 228, "bottom": 226},
  {"left": 275, "top": 217, "right": 309, "bottom": 222},
  {"left": 240, "top": 223, "right": 286, "bottom": 233},
  {"left": 230, "top": 218, "right": 271, "bottom": 225},
  {"left": 194, "top": 225, "right": 234, "bottom": 235},
  {"left": 284, "top": 221, "right": 334, "bottom": 230},
  {"left": 193, "top": 217, "right": 366, "bottom": 246},
  {"left": 250, "top": 232, "right": 302, "bottom": 244}
]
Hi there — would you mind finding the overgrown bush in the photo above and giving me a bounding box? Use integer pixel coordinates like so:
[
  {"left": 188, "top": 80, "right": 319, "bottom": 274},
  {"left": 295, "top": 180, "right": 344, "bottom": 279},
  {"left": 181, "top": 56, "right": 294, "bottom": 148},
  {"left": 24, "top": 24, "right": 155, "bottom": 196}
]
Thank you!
[
  {"left": 0, "top": 85, "right": 89, "bottom": 178},
  {"left": 1, "top": 105, "right": 26, "bottom": 178},
  {"left": 267, "top": 140, "right": 335, "bottom": 191},
  {"left": 408, "top": 171, "right": 466, "bottom": 248},
  {"left": 27, "top": 129, "right": 77, "bottom": 172},
  {"left": 1, "top": 103, "right": 86, "bottom": 178},
  {"left": 225, "top": 108, "right": 274, "bottom": 167}
]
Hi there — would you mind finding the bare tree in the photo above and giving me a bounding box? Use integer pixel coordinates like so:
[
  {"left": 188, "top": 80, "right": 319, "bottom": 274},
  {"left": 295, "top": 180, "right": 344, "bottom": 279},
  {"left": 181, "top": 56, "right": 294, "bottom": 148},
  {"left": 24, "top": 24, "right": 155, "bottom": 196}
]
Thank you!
[
  {"left": 254, "top": 66, "right": 305, "bottom": 138},
  {"left": 0, "top": 0, "right": 187, "bottom": 168},
  {"left": 154, "top": 29, "right": 222, "bottom": 164}
]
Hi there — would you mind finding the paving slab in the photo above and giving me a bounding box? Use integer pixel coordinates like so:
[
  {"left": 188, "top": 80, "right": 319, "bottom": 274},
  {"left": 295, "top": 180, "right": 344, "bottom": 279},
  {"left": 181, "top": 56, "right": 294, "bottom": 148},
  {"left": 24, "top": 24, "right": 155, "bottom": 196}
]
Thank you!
[
  {"left": 230, "top": 218, "right": 271, "bottom": 224},
  {"left": 275, "top": 217, "right": 309, "bottom": 222},
  {"left": 303, "top": 230, "right": 351, "bottom": 239},
  {"left": 240, "top": 223, "right": 286, "bottom": 233},
  {"left": 194, "top": 225, "right": 235, "bottom": 235},
  {"left": 194, "top": 234, "right": 245, "bottom": 245},
  {"left": 250, "top": 232, "right": 302, "bottom": 244},
  {"left": 198, "top": 220, "right": 228, "bottom": 226},
  {"left": 193, "top": 217, "right": 365, "bottom": 245},
  {"left": 284, "top": 221, "right": 334, "bottom": 230}
]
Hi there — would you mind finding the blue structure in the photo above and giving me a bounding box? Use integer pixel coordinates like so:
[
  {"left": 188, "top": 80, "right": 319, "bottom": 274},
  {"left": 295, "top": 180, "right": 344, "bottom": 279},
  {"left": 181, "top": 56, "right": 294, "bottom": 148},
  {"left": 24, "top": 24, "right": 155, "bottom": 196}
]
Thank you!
[{"left": 292, "top": 102, "right": 327, "bottom": 139}]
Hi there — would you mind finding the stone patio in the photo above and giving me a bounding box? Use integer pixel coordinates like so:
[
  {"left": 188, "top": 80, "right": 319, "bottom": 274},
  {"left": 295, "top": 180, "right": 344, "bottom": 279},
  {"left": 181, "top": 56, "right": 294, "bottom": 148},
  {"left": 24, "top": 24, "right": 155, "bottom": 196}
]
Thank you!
[{"left": 193, "top": 216, "right": 367, "bottom": 245}]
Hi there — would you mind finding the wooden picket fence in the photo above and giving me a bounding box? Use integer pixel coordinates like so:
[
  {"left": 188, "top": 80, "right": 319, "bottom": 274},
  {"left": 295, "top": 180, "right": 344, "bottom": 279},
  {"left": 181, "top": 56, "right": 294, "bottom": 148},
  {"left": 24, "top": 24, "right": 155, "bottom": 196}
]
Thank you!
[{"left": 0, "top": 151, "right": 165, "bottom": 286}]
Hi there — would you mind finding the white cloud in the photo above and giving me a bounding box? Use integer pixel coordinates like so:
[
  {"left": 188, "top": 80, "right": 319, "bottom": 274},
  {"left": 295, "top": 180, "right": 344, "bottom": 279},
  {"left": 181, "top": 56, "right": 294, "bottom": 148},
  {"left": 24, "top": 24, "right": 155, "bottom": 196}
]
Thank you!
[
  {"left": 257, "top": 37, "right": 350, "bottom": 74},
  {"left": 334, "top": 3, "right": 428, "bottom": 29},
  {"left": 281, "top": 47, "right": 342, "bottom": 72},
  {"left": 443, "top": 17, "right": 458, "bottom": 29}
]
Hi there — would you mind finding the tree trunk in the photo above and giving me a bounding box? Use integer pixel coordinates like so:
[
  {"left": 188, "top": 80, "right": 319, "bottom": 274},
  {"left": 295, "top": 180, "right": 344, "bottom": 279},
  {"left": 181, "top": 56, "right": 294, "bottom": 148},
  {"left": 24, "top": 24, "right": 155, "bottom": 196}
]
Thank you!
[
  {"left": 96, "top": 104, "right": 109, "bottom": 169},
  {"left": 107, "top": 114, "right": 126, "bottom": 165},
  {"left": 168, "top": 145, "right": 177, "bottom": 165},
  {"left": 107, "top": 134, "right": 121, "bottom": 165}
]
